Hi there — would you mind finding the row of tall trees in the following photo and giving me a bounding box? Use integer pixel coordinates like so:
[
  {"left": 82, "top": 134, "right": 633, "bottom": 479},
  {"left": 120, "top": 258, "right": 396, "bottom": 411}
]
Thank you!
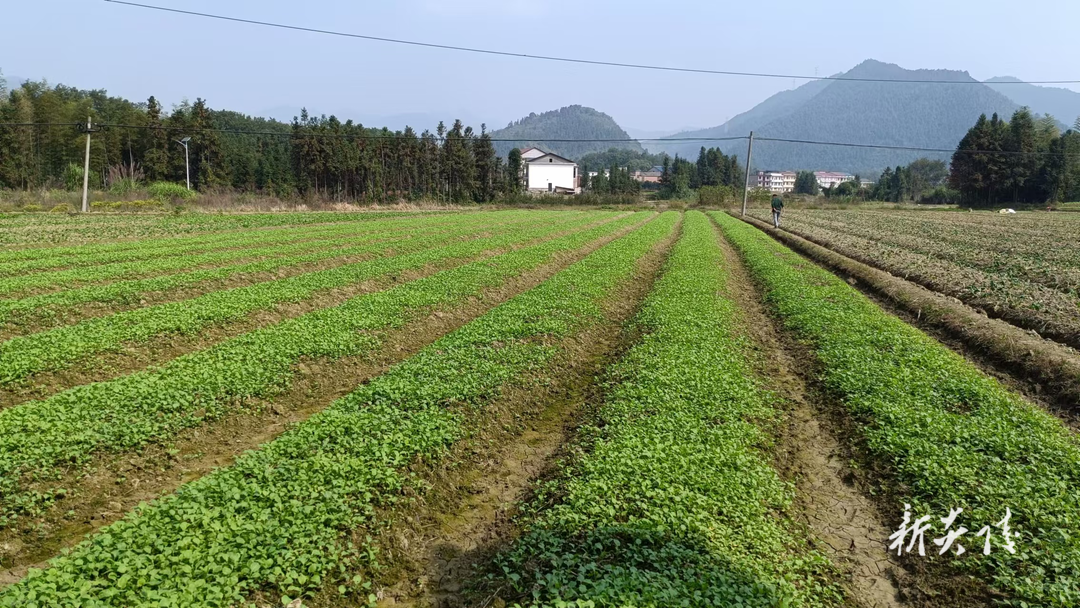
[
  {"left": 950, "top": 109, "right": 1080, "bottom": 206},
  {"left": 0, "top": 78, "right": 525, "bottom": 202},
  {"left": 658, "top": 147, "right": 742, "bottom": 199},
  {"left": 290, "top": 114, "right": 512, "bottom": 202},
  {"left": 869, "top": 158, "right": 950, "bottom": 202},
  {"left": 582, "top": 163, "right": 640, "bottom": 195}
]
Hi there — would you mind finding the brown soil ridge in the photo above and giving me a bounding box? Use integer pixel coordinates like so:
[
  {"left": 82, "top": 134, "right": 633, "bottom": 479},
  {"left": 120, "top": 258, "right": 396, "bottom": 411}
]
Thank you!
[
  {"left": 712, "top": 221, "right": 907, "bottom": 608},
  {"left": 736, "top": 213, "right": 1080, "bottom": 419},
  {"left": 327, "top": 217, "right": 681, "bottom": 608},
  {"left": 0, "top": 215, "right": 624, "bottom": 410},
  {"left": 768, "top": 213, "right": 1080, "bottom": 352},
  {"left": 0, "top": 212, "right": 653, "bottom": 585}
]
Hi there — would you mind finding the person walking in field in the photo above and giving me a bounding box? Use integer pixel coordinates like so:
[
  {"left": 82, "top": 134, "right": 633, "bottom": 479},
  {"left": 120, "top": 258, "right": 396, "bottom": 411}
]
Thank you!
[{"left": 771, "top": 194, "right": 784, "bottom": 228}]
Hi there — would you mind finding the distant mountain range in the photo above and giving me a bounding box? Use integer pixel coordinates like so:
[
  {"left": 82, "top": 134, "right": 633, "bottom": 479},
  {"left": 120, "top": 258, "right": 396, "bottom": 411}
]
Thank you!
[
  {"left": 646, "top": 60, "right": 1080, "bottom": 175},
  {"left": 984, "top": 76, "right": 1080, "bottom": 127},
  {"left": 489, "top": 105, "right": 641, "bottom": 159}
]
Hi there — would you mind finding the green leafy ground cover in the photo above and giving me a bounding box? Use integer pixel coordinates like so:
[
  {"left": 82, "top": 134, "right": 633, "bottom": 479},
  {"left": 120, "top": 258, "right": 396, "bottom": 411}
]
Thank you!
[
  {"left": 0, "top": 210, "right": 425, "bottom": 246},
  {"left": 0, "top": 212, "right": 605, "bottom": 383},
  {"left": 489, "top": 211, "right": 844, "bottom": 608},
  {"left": 0, "top": 225, "right": 450, "bottom": 324},
  {"left": 0, "top": 212, "right": 678, "bottom": 608},
  {"left": 713, "top": 212, "right": 1080, "bottom": 608},
  {"left": 0, "top": 212, "right": 563, "bottom": 325},
  {"left": 0, "top": 212, "right": 526, "bottom": 297},
  {"left": 0, "top": 212, "right": 648, "bottom": 528},
  {"left": 0, "top": 213, "right": 450, "bottom": 278}
]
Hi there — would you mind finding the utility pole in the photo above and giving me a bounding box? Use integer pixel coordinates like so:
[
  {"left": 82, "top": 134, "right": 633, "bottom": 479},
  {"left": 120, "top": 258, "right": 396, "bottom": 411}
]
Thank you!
[
  {"left": 176, "top": 137, "right": 191, "bottom": 190},
  {"left": 81, "top": 117, "right": 92, "bottom": 213},
  {"left": 78, "top": 117, "right": 103, "bottom": 213},
  {"left": 741, "top": 131, "right": 755, "bottom": 216}
]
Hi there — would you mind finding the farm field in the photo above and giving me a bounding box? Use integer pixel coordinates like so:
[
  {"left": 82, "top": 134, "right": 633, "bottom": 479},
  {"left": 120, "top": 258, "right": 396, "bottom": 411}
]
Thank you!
[
  {"left": 0, "top": 209, "right": 1078, "bottom": 608},
  {"left": 749, "top": 208, "right": 1080, "bottom": 350}
]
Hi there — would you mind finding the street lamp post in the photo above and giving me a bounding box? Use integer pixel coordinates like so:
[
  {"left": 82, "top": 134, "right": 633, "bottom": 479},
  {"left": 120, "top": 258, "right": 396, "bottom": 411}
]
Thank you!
[{"left": 176, "top": 137, "right": 191, "bottom": 190}]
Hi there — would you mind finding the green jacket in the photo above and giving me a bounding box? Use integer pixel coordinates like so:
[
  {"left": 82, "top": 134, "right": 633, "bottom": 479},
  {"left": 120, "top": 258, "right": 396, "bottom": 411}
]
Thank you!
[{"left": 771, "top": 197, "right": 784, "bottom": 211}]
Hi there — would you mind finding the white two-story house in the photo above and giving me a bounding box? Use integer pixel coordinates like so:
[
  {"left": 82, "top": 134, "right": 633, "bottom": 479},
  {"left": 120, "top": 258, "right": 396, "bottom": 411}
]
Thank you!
[{"left": 521, "top": 147, "right": 580, "bottom": 194}]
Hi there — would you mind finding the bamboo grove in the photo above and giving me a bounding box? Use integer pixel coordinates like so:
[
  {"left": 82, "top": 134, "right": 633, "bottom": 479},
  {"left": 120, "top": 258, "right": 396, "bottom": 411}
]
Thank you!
[{"left": 0, "top": 78, "right": 521, "bottom": 202}]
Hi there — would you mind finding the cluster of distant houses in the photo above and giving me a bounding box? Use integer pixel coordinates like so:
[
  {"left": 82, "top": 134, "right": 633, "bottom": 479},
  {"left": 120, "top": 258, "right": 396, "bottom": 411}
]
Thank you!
[
  {"left": 756, "top": 170, "right": 874, "bottom": 193},
  {"left": 518, "top": 147, "right": 873, "bottom": 196}
]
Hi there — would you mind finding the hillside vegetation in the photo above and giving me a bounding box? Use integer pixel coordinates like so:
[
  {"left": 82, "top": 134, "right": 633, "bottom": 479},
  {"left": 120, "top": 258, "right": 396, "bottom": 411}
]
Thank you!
[
  {"left": 654, "top": 60, "right": 1022, "bottom": 174},
  {"left": 490, "top": 105, "right": 641, "bottom": 159}
]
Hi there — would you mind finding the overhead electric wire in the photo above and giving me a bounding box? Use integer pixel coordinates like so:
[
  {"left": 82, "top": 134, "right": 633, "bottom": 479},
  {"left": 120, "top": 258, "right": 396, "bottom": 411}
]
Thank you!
[
  {"left": 0, "top": 122, "right": 747, "bottom": 143},
  {"left": 2, "top": 121, "right": 1074, "bottom": 157},
  {"left": 102, "top": 0, "right": 1080, "bottom": 86}
]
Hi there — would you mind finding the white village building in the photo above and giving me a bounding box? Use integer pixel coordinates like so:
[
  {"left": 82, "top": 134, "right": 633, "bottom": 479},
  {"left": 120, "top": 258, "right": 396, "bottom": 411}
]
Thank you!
[
  {"left": 814, "top": 171, "right": 856, "bottom": 189},
  {"left": 521, "top": 147, "right": 580, "bottom": 194}
]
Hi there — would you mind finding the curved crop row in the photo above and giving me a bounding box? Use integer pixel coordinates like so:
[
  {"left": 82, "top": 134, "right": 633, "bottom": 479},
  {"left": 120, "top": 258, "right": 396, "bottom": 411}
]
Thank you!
[
  {"left": 0, "top": 212, "right": 652, "bottom": 528},
  {"left": 753, "top": 209, "right": 1080, "bottom": 350},
  {"left": 490, "top": 211, "right": 843, "bottom": 608},
  {"left": 0, "top": 213, "right": 449, "bottom": 278},
  {"left": 0, "top": 210, "right": 424, "bottom": 247},
  {"left": 0, "top": 212, "right": 606, "bottom": 383},
  {"left": 0, "top": 211, "right": 579, "bottom": 327},
  {"left": 776, "top": 210, "right": 1080, "bottom": 295},
  {"left": 0, "top": 212, "right": 678, "bottom": 608},
  {"left": 714, "top": 212, "right": 1080, "bottom": 608},
  {"left": 0, "top": 212, "right": 521, "bottom": 296}
]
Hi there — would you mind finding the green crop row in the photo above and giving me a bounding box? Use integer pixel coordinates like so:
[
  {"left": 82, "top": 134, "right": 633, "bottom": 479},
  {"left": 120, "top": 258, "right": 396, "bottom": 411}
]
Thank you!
[
  {"left": 0, "top": 212, "right": 605, "bottom": 383},
  {"left": 0, "top": 211, "right": 571, "bottom": 327},
  {"left": 0, "top": 211, "right": 478, "bottom": 278},
  {"left": 0, "top": 211, "right": 676, "bottom": 608},
  {"left": 489, "top": 211, "right": 843, "bottom": 608},
  {"left": 0, "top": 210, "right": 426, "bottom": 247},
  {"left": 0, "top": 212, "right": 652, "bottom": 529},
  {"left": 0, "top": 211, "right": 527, "bottom": 296},
  {"left": 712, "top": 212, "right": 1080, "bottom": 608}
]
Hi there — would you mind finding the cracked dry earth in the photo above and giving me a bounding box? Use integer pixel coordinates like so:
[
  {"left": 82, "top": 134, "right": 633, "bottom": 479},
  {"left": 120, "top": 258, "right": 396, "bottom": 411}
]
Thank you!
[{"left": 715, "top": 229, "right": 906, "bottom": 608}]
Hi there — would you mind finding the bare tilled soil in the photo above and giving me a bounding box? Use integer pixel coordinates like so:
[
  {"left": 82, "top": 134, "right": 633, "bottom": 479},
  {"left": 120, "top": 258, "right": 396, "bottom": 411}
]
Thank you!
[
  {"left": 713, "top": 225, "right": 907, "bottom": 608},
  {"left": 0, "top": 213, "right": 651, "bottom": 587}
]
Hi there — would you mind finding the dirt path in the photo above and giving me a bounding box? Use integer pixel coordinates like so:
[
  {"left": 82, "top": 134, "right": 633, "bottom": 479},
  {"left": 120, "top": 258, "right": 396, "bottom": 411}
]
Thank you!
[
  {"left": 0, "top": 214, "right": 650, "bottom": 584},
  {"left": 713, "top": 223, "right": 908, "bottom": 608},
  {"left": 346, "top": 219, "right": 680, "bottom": 608}
]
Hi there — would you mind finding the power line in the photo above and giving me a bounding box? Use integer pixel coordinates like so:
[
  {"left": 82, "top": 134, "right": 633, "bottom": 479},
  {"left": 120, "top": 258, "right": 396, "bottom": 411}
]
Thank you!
[
  {"left": 0, "top": 122, "right": 747, "bottom": 143},
  {"left": 1, "top": 122, "right": 1075, "bottom": 157},
  {"left": 753, "top": 136, "right": 1068, "bottom": 157},
  {"left": 103, "top": 1, "right": 1080, "bottom": 86}
]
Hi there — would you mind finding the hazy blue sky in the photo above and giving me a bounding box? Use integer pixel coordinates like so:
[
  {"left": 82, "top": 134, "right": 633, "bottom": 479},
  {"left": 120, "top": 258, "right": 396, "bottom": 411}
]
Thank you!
[{"left": 3, "top": 0, "right": 1078, "bottom": 134}]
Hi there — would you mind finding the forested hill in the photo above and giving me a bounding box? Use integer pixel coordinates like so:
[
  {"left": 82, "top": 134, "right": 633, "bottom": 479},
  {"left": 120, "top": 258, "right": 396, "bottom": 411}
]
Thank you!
[
  {"left": 652, "top": 60, "right": 1021, "bottom": 174},
  {"left": 985, "top": 77, "right": 1080, "bottom": 129},
  {"left": 489, "top": 105, "right": 641, "bottom": 160}
]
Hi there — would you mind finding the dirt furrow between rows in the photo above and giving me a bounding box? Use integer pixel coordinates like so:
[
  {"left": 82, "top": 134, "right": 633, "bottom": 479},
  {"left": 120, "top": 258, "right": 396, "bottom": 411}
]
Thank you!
[
  {"left": 713, "top": 220, "right": 909, "bottom": 608},
  {"left": 335, "top": 218, "right": 680, "bottom": 608},
  {"left": 0, "top": 213, "right": 651, "bottom": 587},
  {"left": 737, "top": 213, "right": 1080, "bottom": 423}
]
